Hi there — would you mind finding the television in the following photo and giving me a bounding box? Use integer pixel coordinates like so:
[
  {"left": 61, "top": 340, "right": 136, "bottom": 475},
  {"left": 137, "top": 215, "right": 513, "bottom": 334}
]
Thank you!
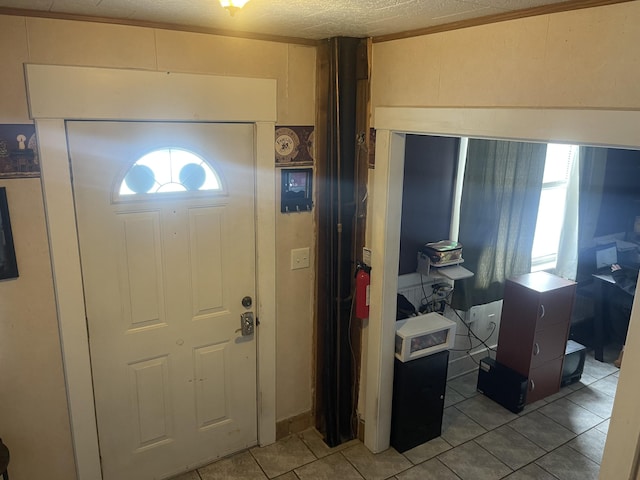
[{"left": 561, "top": 340, "right": 586, "bottom": 387}]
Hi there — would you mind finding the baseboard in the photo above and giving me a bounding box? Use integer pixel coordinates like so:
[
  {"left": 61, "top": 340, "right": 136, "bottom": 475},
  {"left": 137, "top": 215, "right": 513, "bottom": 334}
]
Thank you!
[{"left": 275, "top": 410, "right": 314, "bottom": 440}]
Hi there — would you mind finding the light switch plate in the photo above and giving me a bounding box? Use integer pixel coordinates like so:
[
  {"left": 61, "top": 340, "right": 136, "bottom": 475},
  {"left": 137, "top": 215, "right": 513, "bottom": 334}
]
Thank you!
[
  {"left": 291, "top": 247, "right": 310, "bottom": 270},
  {"left": 363, "top": 247, "right": 372, "bottom": 266}
]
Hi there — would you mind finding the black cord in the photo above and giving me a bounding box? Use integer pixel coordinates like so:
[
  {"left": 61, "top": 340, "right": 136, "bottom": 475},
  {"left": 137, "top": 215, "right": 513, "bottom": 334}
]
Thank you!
[
  {"left": 446, "top": 301, "right": 497, "bottom": 353},
  {"left": 450, "top": 323, "right": 496, "bottom": 351},
  {"left": 420, "top": 283, "right": 496, "bottom": 365},
  {"left": 419, "top": 274, "right": 436, "bottom": 308},
  {"left": 419, "top": 278, "right": 456, "bottom": 314},
  {"left": 443, "top": 301, "right": 497, "bottom": 366}
]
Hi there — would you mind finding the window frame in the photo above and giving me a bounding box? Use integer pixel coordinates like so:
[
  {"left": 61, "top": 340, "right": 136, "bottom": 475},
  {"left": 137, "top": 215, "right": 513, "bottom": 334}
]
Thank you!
[
  {"left": 530, "top": 144, "right": 578, "bottom": 271},
  {"left": 114, "top": 147, "right": 227, "bottom": 203}
]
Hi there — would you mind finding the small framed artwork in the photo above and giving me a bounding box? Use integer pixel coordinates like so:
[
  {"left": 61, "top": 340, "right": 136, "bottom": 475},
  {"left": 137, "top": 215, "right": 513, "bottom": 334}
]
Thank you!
[
  {"left": 281, "top": 168, "right": 313, "bottom": 213},
  {"left": 0, "top": 187, "right": 19, "bottom": 279},
  {"left": 0, "top": 124, "right": 40, "bottom": 178},
  {"left": 274, "top": 126, "right": 314, "bottom": 166}
]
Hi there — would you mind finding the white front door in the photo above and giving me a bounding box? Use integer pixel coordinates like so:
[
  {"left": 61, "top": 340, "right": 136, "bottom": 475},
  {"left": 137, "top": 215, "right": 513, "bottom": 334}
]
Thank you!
[{"left": 68, "top": 121, "right": 257, "bottom": 480}]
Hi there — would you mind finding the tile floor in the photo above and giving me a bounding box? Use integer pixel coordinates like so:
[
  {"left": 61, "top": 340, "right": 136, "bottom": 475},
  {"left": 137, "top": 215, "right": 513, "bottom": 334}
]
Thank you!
[{"left": 172, "top": 347, "right": 621, "bottom": 480}]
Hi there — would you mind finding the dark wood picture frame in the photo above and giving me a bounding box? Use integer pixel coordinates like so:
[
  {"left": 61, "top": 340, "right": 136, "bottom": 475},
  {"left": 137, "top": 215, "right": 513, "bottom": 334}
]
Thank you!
[{"left": 0, "top": 187, "right": 18, "bottom": 279}]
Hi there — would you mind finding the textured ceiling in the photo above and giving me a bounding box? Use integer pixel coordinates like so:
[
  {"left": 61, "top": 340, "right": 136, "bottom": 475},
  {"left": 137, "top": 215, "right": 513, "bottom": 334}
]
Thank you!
[{"left": 0, "top": 0, "right": 585, "bottom": 40}]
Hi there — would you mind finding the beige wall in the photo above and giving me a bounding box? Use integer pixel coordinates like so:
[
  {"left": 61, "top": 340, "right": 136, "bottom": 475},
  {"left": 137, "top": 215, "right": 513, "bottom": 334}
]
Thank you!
[
  {"left": 0, "top": 179, "right": 76, "bottom": 480},
  {"left": 371, "top": 2, "right": 640, "bottom": 114},
  {"left": 0, "top": 14, "right": 316, "bottom": 480}
]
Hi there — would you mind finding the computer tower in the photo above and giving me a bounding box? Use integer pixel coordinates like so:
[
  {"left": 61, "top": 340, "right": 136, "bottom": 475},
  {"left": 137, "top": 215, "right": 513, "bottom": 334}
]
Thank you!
[
  {"left": 561, "top": 340, "right": 586, "bottom": 387},
  {"left": 477, "top": 357, "right": 528, "bottom": 413},
  {"left": 390, "top": 350, "right": 449, "bottom": 453}
]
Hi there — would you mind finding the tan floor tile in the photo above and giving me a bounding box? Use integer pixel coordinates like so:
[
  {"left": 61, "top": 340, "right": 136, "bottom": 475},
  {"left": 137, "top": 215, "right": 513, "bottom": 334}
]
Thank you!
[
  {"left": 199, "top": 451, "right": 267, "bottom": 480},
  {"left": 170, "top": 471, "right": 202, "bottom": 480},
  {"left": 298, "top": 428, "right": 360, "bottom": 459},
  {"left": 295, "top": 453, "right": 363, "bottom": 479},
  {"left": 403, "top": 436, "right": 452, "bottom": 465},
  {"left": 396, "top": 458, "right": 461, "bottom": 480},
  {"left": 250, "top": 434, "right": 316, "bottom": 478},
  {"left": 438, "top": 441, "right": 512, "bottom": 480},
  {"left": 441, "top": 407, "right": 487, "bottom": 446},
  {"left": 535, "top": 445, "right": 599, "bottom": 480},
  {"left": 341, "top": 443, "right": 412, "bottom": 480}
]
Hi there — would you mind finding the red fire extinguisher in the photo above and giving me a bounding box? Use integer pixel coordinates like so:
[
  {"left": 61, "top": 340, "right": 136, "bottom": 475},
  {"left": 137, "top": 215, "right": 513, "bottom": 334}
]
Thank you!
[{"left": 355, "top": 262, "right": 371, "bottom": 319}]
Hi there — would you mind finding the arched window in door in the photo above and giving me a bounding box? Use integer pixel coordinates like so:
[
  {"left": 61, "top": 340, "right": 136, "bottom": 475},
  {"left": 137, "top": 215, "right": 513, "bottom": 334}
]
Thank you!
[{"left": 118, "top": 148, "right": 223, "bottom": 197}]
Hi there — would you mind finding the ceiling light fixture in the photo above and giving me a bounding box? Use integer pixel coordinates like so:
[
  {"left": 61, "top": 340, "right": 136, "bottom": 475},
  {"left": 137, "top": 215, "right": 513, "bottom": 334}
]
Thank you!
[{"left": 219, "top": 0, "right": 251, "bottom": 16}]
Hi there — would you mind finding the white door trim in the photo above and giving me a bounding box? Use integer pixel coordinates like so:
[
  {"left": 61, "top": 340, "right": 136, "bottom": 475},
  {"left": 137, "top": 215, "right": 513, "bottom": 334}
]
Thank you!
[
  {"left": 25, "top": 64, "right": 277, "bottom": 480},
  {"left": 366, "top": 106, "right": 640, "bottom": 480}
]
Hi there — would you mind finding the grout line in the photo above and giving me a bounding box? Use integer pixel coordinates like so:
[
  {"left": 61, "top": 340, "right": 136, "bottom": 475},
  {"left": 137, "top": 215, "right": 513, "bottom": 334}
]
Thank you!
[
  {"left": 189, "top": 353, "right": 615, "bottom": 479},
  {"left": 246, "top": 447, "right": 271, "bottom": 479},
  {"left": 426, "top": 368, "right": 612, "bottom": 477}
]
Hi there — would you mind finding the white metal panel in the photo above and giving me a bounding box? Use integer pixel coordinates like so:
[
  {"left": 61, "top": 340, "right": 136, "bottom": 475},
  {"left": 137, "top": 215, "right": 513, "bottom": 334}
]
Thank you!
[{"left": 70, "top": 121, "right": 258, "bottom": 479}]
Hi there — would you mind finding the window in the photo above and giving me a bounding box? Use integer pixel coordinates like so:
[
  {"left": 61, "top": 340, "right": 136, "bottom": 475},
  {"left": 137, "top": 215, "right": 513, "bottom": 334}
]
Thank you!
[
  {"left": 531, "top": 144, "right": 579, "bottom": 271},
  {"left": 118, "top": 148, "right": 222, "bottom": 197}
]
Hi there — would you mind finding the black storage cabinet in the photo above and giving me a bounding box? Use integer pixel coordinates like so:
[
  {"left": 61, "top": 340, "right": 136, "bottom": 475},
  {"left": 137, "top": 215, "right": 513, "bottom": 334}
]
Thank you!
[{"left": 390, "top": 350, "right": 449, "bottom": 453}]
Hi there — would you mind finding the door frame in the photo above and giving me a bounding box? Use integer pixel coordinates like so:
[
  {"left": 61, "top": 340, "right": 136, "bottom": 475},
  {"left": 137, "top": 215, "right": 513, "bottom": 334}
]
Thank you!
[
  {"left": 365, "top": 106, "right": 640, "bottom": 478},
  {"left": 25, "top": 64, "right": 277, "bottom": 480}
]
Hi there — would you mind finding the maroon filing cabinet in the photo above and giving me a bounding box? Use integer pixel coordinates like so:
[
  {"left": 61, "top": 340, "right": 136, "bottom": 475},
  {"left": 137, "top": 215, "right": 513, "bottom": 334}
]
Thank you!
[{"left": 496, "top": 271, "right": 576, "bottom": 404}]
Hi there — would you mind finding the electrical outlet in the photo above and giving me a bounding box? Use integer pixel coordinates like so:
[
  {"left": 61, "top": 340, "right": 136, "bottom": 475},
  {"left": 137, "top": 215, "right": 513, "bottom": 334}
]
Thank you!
[
  {"left": 466, "top": 309, "right": 478, "bottom": 326},
  {"left": 487, "top": 313, "right": 496, "bottom": 331}
]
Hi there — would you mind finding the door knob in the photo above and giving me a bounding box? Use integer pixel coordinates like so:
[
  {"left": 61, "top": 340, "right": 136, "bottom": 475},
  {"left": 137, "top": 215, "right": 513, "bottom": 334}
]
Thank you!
[{"left": 242, "top": 296, "right": 253, "bottom": 308}]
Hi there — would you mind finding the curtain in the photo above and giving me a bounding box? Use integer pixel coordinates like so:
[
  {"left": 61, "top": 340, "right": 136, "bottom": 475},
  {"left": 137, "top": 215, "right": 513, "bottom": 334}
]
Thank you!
[
  {"left": 578, "top": 146, "right": 608, "bottom": 249},
  {"left": 452, "top": 139, "right": 546, "bottom": 310},
  {"left": 555, "top": 147, "right": 580, "bottom": 280}
]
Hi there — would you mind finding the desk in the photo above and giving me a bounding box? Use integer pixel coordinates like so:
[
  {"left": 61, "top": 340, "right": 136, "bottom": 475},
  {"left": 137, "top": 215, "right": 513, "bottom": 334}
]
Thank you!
[{"left": 592, "top": 273, "right": 634, "bottom": 362}]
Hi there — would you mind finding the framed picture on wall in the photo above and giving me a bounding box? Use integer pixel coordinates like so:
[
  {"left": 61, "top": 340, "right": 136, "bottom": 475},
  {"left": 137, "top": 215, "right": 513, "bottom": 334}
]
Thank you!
[
  {"left": 274, "top": 126, "right": 314, "bottom": 166},
  {"left": 0, "top": 187, "right": 18, "bottom": 279}
]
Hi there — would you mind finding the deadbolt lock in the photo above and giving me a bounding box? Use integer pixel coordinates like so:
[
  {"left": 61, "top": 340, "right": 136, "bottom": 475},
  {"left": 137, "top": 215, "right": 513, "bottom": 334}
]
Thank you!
[{"left": 239, "top": 312, "right": 255, "bottom": 336}]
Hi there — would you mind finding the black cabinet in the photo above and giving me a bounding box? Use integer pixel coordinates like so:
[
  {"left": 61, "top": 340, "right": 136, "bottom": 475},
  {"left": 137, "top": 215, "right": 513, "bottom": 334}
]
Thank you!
[{"left": 390, "top": 350, "right": 449, "bottom": 453}]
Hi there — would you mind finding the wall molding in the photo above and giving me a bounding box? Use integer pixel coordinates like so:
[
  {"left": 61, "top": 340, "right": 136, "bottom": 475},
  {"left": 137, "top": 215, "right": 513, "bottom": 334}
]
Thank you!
[
  {"left": 26, "top": 64, "right": 277, "bottom": 480},
  {"left": 373, "top": 0, "right": 635, "bottom": 43},
  {"left": 366, "top": 105, "right": 640, "bottom": 478},
  {"left": 0, "top": 7, "right": 318, "bottom": 46}
]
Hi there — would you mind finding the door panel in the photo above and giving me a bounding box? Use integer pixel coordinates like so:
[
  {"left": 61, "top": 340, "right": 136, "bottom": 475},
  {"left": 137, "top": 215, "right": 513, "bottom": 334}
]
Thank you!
[
  {"left": 68, "top": 121, "right": 257, "bottom": 480},
  {"left": 194, "top": 342, "right": 230, "bottom": 427},
  {"left": 189, "top": 207, "right": 225, "bottom": 316},
  {"left": 120, "top": 212, "right": 166, "bottom": 328},
  {"left": 129, "top": 356, "right": 172, "bottom": 449}
]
